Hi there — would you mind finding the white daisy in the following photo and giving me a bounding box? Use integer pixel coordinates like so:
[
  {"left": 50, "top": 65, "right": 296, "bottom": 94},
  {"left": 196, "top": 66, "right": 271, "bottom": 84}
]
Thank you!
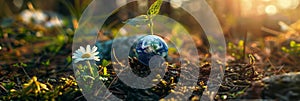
[
  {"left": 45, "top": 17, "right": 63, "bottom": 28},
  {"left": 72, "top": 45, "right": 100, "bottom": 63},
  {"left": 20, "top": 10, "right": 47, "bottom": 24}
]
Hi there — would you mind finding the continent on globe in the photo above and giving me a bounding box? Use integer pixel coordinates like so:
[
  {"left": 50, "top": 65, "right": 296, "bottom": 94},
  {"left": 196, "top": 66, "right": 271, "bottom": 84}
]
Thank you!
[{"left": 133, "top": 35, "right": 168, "bottom": 66}]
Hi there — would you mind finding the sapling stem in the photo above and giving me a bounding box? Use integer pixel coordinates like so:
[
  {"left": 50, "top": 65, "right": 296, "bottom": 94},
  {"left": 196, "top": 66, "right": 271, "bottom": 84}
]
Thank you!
[
  {"left": 147, "top": 0, "right": 163, "bottom": 35},
  {"left": 147, "top": 15, "right": 154, "bottom": 35}
]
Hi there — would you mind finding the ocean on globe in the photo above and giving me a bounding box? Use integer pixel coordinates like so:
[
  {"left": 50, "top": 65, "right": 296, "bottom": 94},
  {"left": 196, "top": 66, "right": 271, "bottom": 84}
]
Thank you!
[{"left": 133, "top": 35, "right": 168, "bottom": 66}]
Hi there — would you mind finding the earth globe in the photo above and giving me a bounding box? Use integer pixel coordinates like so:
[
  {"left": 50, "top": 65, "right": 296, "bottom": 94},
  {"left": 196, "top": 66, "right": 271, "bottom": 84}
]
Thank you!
[{"left": 132, "top": 35, "right": 168, "bottom": 66}]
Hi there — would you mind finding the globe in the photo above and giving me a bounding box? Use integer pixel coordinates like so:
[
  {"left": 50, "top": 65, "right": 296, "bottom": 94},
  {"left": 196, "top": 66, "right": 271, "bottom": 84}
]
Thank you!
[{"left": 133, "top": 35, "right": 168, "bottom": 66}]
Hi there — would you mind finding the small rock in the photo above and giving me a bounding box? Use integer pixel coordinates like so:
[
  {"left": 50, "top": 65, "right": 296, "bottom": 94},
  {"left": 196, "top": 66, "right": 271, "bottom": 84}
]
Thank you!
[{"left": 241, "top": 72, "right": 300, "bottom": 100}]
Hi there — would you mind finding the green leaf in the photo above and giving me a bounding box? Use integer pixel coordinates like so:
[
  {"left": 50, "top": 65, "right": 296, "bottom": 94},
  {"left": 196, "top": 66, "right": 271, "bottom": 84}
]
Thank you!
[
  {"left": 228, "top": 42, "right": 234, "bottom": 49},
  {"left": 290, "top": 41, "right": 296, "bottom": 48},
  {"left": 2, "top": 82, "right": 15, "bottom": 90},
  {"left": 147, "top": 0, "right": 163, "bottom": 16},
  {"left": 238, "top": 40, "right": 244, "bottom": 48},
  {"left": 103, "top": 67, "right": 109, "bottom": 76},
  {"left": 20, "top": 62, "right": 28, "bottom": 67},
  {"left": 13, "top": 63, "right": 20, "bottom": 67},
  {"left": 248, "top": 54, "right": 255, "bottom": 65},
  {"left": 101, "top": 59, "right": 111, "bottom": 67},
  {"left": 42, "top": 60, "right": 50, "bottom": 66},
  {"left": 281, "top": 47, "right": 288, "bottom": 52},
  {"left": 124, "top": 15, "right": 150, "bottom": 26},
  {"left": 66, "top": 56, "right": 72, "bottom": 64}
]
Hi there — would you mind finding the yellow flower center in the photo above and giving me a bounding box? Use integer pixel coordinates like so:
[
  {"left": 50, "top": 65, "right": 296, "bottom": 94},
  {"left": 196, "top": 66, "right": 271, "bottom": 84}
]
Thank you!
[{"left": 81, "top": 53, "right": 91, "bottom": 58}]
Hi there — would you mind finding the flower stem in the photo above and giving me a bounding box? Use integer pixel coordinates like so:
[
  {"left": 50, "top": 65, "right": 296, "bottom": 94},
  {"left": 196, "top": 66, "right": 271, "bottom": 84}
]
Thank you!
[{"left": 86, "top": 61, "right": 94, "bottom": 77}]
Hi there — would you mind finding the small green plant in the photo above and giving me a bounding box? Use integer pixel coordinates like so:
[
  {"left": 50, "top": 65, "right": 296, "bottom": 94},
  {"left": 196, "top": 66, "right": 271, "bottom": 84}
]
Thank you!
[
  {"left": 228, "top": 40, "right": 245, "bottom": 60},
  {"left": 281, "top": 40, "right": 300, "bottom": 56},
  {"left": 100, "top": 59, "right": 111, "bottom": 77},
  {"left": 147, "top": 0, "right": 163, "bottom": 35},
  {"left": 41, "top": 59, "right": 50, "bottom": 66},
  {"left": 125, "top": 0, "right": 163, "bottom": 35},
  {"left": 1, "top": 76, "right": 81, "bottom": 100}
]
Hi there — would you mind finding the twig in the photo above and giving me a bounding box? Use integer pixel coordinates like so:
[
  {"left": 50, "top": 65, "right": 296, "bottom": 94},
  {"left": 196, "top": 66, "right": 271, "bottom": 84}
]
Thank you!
[
  {"left": 261, "top": 27, "right": 283, "bottom": 36},
  {"left": 276, "top": 65, "right": 285, "bottom": 74},
  {"left": 0, "top": 84, "right": 8, "bottom": 93},
  {"left": 103, "top": 48, "right": 128, "bottom": 99},
  {"left": 112, "top": 48, "right": 125, "bottom": 67},
  {"left": 21, "top": 67, "right": 31, "bottom": 80},
  {"left": 243, "top": 32, "right": 248, "bottom": 62},
  {"left": 74, "top": 95, "right": 84, "bottom": 101},
  {"left": 104, "top": 92, "right": 113, "bottom": 99}
]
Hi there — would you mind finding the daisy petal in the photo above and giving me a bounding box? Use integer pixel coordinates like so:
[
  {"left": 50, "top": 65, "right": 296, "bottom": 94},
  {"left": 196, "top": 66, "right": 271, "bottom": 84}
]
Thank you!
[
  {"left": 92, "top": 52, "right": 99, "bottom": 56},
  {"left": 75, "top": 49, "right": 82, "bottom": 54},
  {"left": 73, "top": 45, "right": 101, "bottom": 63},
  {"left": 86, "top": 45, "right": 91, "bottom": 53},
  {"left": 94, "top": 57, "right": 100, "bottom": 61},
  {"left": 79, "top": 46, "right": 85, "bottom": 53},
  {"left": 72, "top": 55, "right": 79, "bottom": 59},
  {"left": 74, "top": 59, "right": 79, "bottom": 63},
  {"left": 72, "top": 54, "right": 78, "bottom": 58},
  {"left": 91, "top": 46, "right": 97, "bottom": 52}
]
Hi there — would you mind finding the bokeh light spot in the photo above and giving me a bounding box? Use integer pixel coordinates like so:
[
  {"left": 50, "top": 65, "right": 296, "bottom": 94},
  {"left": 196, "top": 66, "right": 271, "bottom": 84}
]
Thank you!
[{"left": 265, "top": 5, "right": 278, "bottom": 15}]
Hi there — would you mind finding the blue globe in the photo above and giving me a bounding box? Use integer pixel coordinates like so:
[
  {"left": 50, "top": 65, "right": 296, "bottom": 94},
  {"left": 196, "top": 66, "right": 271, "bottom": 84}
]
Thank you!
[{"left": 133, "top": 35, "right": 168, "bottom": 66}]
